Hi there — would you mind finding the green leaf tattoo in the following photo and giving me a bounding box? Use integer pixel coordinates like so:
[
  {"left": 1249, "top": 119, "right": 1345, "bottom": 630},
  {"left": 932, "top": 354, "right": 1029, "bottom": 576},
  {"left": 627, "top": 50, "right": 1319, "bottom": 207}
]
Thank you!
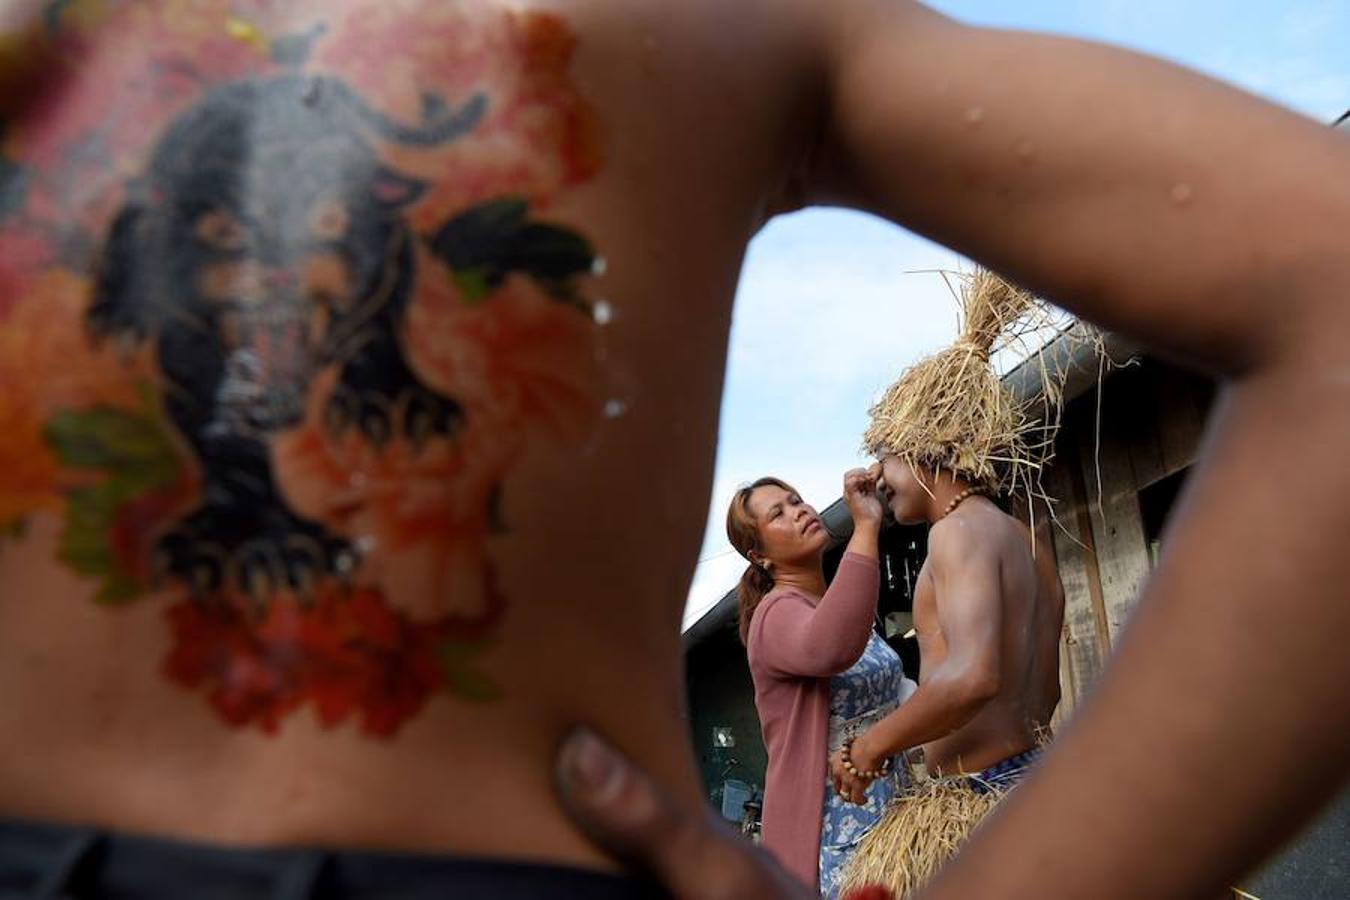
[{"left": 44, "top": 390, "right": 186, "bottom": 604}]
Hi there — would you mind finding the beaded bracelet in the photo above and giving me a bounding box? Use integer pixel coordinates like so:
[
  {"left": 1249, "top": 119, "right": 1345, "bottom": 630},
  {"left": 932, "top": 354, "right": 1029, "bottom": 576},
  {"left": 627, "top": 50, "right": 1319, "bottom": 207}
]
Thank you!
[{"left": 840, "top": 736, "right": 892, "bottom": 780}]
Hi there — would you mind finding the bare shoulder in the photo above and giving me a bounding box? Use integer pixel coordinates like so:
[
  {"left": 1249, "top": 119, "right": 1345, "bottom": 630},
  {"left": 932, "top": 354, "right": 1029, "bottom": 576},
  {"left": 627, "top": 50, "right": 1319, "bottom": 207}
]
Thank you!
[{"left": 926, "top": 502, "right": 1008, "bottom": 574}]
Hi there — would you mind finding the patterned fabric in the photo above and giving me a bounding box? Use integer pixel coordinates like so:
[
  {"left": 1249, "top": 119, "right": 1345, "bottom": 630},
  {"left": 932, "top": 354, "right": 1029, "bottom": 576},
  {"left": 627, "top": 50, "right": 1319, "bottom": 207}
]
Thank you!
[
  {"left": 818, "top": 631, "right": 916, "bottom": 899},
  {"left": 965, "top": 746, "right": 1043, "bottom": 795}
]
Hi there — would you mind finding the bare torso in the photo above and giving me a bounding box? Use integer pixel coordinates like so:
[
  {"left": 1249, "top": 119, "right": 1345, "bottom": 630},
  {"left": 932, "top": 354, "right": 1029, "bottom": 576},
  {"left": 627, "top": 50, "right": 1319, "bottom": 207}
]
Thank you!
[
  {"left": 912, "top": 499, "right": 1065, "bottom": 775},
  {"left": 0, "top": 0, "right": 817, "bottom": 866},
  {"left": 8, "top": 3, "right": 1340, "bottom": 894}
]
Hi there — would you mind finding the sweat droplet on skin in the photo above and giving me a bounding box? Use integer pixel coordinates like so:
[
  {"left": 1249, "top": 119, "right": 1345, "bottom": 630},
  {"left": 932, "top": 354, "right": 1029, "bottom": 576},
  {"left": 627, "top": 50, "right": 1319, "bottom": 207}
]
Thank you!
[
  {"left": 591, "top": 256, "right": 608, "bottom": 277},
  {"left": 603, "top": 399, "right": 628, "bottom": 419},
  {"left": 592, "top": 299, "right": 613, "bottom": 325}
]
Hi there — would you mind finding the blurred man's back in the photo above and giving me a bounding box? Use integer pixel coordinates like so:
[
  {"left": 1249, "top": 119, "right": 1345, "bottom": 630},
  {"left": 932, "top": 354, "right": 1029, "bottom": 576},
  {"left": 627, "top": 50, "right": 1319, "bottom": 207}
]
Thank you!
[
  {"left": 4, "top": 2, "right": 1349, "bottom": 898},
  {"left": 0, "top": 0, "right": 796, "bottom": 867}
]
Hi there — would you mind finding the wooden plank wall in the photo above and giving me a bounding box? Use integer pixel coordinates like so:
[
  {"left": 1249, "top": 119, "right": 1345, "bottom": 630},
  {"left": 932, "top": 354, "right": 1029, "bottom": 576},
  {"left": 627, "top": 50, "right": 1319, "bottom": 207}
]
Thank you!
[
  {"left": 1043, "top": 451, "right": 1109, "bottom": 730},
  {"left": 1038, "top": 361, "right": 1213, "bottom": 723}
]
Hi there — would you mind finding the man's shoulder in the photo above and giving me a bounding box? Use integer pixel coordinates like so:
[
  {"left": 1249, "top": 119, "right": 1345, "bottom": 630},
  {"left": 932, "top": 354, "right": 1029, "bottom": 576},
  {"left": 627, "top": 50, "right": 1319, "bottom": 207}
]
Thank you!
[
  {"left": 928, "top": 503, "right": 1028, "bottom": 568},
  {"left": 928, "top": 503, "right": 1004, "bottom": 547}
]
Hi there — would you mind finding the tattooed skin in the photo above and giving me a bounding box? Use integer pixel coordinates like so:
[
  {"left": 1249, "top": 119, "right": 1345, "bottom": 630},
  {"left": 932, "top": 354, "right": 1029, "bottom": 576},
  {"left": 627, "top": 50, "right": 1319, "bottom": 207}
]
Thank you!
[
  {"left": 0, "top": 1, "right": 606, "bottom": 735},
  {"left": 91, "top": 73, "right": 489, "bottom": 601}
]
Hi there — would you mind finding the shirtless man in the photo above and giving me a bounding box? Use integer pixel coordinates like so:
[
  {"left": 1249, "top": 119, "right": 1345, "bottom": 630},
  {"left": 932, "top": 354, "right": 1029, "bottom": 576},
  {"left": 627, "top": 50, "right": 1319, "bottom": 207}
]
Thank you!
[
  {"left": 2, "top": 1, "right": 1348, "bottom": 898},
  {"left": 835, "top": 460, "right": 1064, "bottom": 795}
]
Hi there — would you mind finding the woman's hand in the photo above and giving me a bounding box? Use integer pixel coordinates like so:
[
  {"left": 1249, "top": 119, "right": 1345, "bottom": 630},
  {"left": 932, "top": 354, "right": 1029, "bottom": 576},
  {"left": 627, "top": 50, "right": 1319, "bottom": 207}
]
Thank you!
[
  {"left": 831, "top": 746, "right": 874, "bottom": 806},
  {"left": 843, "top": 467, "right": 884, "bottom": 528}
]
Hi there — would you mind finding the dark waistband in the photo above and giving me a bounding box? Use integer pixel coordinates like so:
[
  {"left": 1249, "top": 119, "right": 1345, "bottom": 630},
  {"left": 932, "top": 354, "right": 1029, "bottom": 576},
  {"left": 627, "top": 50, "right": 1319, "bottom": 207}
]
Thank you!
[
  {"left": 0, "top": 817, "right": 665, "bottom": 900},
  {"left": 967, "top": 746, "right": 1043, "bottom": 794}
]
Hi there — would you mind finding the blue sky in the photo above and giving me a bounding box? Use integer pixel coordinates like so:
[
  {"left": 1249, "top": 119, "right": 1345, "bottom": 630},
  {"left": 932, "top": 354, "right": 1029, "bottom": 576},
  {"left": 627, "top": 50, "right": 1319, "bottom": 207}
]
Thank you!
[{"left": 682, "top": 1, "right": 1349, "bottom": 628}]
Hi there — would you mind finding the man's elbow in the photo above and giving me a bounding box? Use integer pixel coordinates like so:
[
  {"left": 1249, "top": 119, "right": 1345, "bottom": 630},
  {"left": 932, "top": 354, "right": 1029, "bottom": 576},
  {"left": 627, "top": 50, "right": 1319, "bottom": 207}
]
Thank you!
[{"left": 953, "top": 668, "right": 1001, "bottom": 709}]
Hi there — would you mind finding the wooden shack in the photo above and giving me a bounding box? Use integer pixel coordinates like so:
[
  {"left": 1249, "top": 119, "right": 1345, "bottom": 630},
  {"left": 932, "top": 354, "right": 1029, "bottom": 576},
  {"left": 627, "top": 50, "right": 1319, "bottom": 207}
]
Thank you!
[{"left": 1013, "top": 335, "right": 1212, "bottom": 724}]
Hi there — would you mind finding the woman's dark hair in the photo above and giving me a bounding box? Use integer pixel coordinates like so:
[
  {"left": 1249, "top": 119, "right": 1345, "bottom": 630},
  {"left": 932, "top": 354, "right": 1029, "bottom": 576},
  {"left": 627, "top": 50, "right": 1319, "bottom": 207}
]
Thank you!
[{"left": 726, "top": 477, "right": 797, "bottom": 645}]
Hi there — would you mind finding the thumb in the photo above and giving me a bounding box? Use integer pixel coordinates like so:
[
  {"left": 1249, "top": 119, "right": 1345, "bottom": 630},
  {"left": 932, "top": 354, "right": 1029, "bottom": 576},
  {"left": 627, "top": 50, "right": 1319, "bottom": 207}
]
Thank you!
[{"left": 555, "top": 727, "right": 813, "bottom": 900}]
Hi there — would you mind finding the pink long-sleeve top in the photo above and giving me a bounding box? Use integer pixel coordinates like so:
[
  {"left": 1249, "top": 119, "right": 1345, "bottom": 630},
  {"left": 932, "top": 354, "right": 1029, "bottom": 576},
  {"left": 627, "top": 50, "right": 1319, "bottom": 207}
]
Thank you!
[{"left": 746, "top": 551, "right": 880, "bottom": 890}]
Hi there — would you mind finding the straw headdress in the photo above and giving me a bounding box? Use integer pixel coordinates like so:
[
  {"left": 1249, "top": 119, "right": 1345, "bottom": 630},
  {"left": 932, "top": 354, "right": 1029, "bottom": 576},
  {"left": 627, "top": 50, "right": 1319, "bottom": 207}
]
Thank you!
[{"left": 864, "top": 269, "right": 1051, "bottom": 498}]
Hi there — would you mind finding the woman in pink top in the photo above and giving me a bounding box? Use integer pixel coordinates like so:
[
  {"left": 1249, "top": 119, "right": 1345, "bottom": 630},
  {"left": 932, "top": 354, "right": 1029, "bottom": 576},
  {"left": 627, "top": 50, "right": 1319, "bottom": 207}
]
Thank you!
[{"left": 727, "top": 471, "right": 917, "bottom": 896}]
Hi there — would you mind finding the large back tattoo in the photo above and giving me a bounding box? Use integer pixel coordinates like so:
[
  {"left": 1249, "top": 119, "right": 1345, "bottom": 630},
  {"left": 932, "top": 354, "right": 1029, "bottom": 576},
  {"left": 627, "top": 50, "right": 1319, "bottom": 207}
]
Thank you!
[{"left": 0, "top": 1, "right": 607, "bottom": 734}]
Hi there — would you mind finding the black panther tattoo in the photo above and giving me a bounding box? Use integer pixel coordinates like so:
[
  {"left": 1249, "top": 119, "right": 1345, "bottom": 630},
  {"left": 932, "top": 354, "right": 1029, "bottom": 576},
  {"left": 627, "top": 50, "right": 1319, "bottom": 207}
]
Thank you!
[{"left": 89, "top": 73, "right": 597, "bottom": 604}]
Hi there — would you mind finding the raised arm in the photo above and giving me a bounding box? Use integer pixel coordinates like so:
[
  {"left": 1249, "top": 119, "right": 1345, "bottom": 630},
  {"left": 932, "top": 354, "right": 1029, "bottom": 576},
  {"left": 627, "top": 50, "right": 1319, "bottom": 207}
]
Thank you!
[
  {"left": 812, "top": 1, "right": 1349, "bottom": 375},
  {"left": 755, "top": 550, "right": 880, "bottom": 678},
  {"left": 557, "top": 7, "right": 1349, "bottom": 897},
  {"left": 755, "top": 469, "right": 885, "bottom": 677},
  {"left": 806, "top": 4, "right": 1350, "bottom": 897}
]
